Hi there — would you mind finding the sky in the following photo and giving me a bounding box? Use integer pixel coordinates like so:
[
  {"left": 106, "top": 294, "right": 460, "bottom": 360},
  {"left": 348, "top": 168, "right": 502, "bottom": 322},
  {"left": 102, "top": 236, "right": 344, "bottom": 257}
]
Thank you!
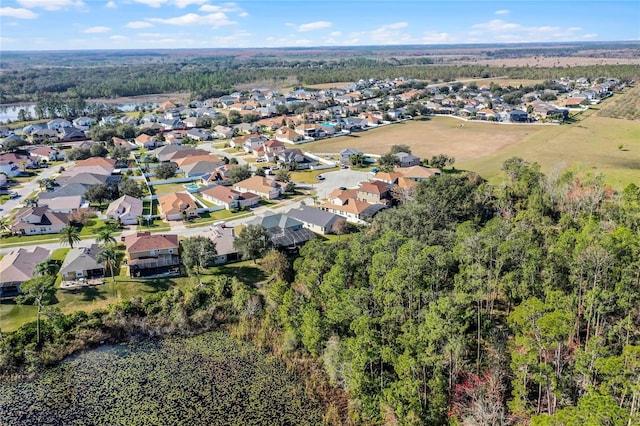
[{"left": 0, "top": 1, "right": 639, "bottom": 51}]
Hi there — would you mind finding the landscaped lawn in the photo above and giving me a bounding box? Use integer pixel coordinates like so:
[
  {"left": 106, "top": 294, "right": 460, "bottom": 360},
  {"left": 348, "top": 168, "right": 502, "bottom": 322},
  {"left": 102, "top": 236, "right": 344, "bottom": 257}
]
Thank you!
[
  {"left": 290, "top": 167, "right": 338, "bottom": 183},
  {"left": 0, "top": 272, "right": 194, "bottom": 333}
]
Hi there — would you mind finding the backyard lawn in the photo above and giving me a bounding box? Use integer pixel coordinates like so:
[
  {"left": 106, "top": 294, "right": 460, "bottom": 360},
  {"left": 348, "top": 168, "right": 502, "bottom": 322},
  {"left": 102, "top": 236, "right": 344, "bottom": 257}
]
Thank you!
[{"left": 0, "top": 261, "right": 267, "bottom": 333}]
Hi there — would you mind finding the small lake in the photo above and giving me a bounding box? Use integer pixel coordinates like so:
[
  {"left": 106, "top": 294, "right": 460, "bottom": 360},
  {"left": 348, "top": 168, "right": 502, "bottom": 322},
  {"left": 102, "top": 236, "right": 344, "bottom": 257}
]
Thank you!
[
  {"left": 0, "top": 102, "right": 158, "bottom": 123},
  {"left": 0, "top": 332, "right": 324, "bottom": 425}
]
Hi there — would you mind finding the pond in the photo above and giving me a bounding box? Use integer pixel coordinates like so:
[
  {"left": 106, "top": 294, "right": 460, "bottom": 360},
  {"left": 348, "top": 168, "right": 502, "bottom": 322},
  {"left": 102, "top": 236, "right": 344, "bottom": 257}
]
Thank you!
[{"left": 0, "top": 332, "right": 324, "bottom": 425}]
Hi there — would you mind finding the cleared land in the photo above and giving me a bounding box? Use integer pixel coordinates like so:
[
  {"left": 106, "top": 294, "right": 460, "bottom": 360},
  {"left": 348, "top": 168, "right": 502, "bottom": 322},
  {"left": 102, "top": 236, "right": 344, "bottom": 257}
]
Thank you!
[
  {"left": 598, "top": 85, "right": 640, "bottom": 121},
  {"left": 305, "top": 117, "right": 545, "bottom": 164},
  {"left": 304, "top": 94, "right": 639, "bottom": 189}
]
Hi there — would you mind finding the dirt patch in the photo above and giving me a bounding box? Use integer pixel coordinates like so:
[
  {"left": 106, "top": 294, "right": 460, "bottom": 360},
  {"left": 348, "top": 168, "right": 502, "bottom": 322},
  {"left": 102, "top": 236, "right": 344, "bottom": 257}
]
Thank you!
[{"left": 304, "top": 117, "right": 545, "bottom": 163}]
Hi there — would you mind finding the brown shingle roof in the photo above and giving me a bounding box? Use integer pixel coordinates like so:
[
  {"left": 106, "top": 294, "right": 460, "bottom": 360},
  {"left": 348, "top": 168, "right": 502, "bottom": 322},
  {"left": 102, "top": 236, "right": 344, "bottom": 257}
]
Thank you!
[
  {"left": 158, "top": 192, "right": 198, "bottom": 216},
  {"left": 124, "top": 232, "right": 179, "bottom": 253}
]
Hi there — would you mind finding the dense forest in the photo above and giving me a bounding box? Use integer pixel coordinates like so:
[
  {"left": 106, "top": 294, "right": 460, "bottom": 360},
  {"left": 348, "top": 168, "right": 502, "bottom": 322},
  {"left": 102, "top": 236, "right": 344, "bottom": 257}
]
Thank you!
[
  {"left": 1, "top": 58, "right": 638, "bottom": 103},
  {"left": 2, "top": 159, "right": 639, "bottom": 425}
]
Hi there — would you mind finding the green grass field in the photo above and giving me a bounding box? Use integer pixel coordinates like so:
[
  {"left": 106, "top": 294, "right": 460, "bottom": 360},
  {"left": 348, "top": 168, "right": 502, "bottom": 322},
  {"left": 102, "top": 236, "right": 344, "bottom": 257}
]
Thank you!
[
  {"left": 0, "top": 261, "right": 264, "bottom": 333},
  {"left": 460, "top": 102, "right": 640, "bottom": 188},
  {"left": 303, "top": 90, "right": 639, "bottom": 189}
]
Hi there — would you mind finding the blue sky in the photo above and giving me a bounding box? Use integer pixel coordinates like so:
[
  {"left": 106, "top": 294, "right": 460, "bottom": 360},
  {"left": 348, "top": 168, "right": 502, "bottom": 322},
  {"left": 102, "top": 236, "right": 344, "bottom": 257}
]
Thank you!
[{"left": 1, "top": 1, "right": 638, "bottom": 51}]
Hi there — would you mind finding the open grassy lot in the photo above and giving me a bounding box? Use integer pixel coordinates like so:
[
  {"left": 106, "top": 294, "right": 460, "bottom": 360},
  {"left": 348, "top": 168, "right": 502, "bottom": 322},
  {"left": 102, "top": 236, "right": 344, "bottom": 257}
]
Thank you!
[
  {"left": 304, "top": 93, "right": 639, "bottom": 189},
  {"left": 598, "top": 85, "right": 640, "bottom": 121},
  {"left": 0, "top": 260, "right": 265, "bottom": 333},
  {"left": 304, "top": 118, "right": 544, "bottom": 164}
]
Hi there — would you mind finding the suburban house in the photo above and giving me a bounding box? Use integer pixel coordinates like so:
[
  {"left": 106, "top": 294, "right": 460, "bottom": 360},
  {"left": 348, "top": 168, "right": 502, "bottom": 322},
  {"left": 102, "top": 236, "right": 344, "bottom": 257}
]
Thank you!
[
  {"left": 286, "top": 205, "right": 343, "bottom": 235},
  {"left": 233, "top": 176, "right": 282, "bottom": 200},
  {"left": 0, "top": 247, "right": 50, "bottom": 299},
  {"left": 72, "top": 116, "right": 97, "bottom": 130},
  {"left": 200, "top": 164, "right": 237, "bottom": 185},
  {"left": 356, "top": 180, "right": 393, "bottom": 205},
  {"left": 106, "top": 195, "right": 144, "bottom": 225},
  {"left": 396, "top": 165, "right": 441, "bottom": 182},
  {"left": 263, "top": 139, "right": 287, "bottom": 161},
  {"left": 201, "top": 185, "right": 260, "bottom": 210},
  {"left": 73, "top": 157, "right": 117, "bottom": 173},
  {"left": 158, "top": 192, "right": 199, "bottom": 221},
  {"left": 123, "top": 232, "right": 180, "bottom": 277},
  {"left": 135, "top": 133, "right": 159, "bottom": 149},
  {"left": 509, "top": 109, "right": 529, "bottom": 122},
  {"left": 47, "top": 118, "right": 72, "bottom": 131},
  {"left": 275, "top": 148, "right": 319, "bottom": 170},
  {"left": 340, "top": 148, "right": 364, "bottom": 167},
  {"left": 59, "top": 127, "right": 86, "bottom": 142},
  {"left": 186, "top": 128, "right": 212, "bottom": 141},
  {"left": 372, "top": 171, "right": 404, "bottom": 185},
  {"left": 321, "top": 188, "right": 387, "bottom": 223},
  {"left": 275, "top": 126, "right": 305, "bottom": 144},
  {"left": 112, "top": 137, "right": 137, "bottom": 151},
  {"left": 294, "top": 123, "right": 326, "bottom": 138},
  {"left": 207, "top": 224, "right": 240, "bottom": 265},
  {"left": 214, "top": 125, "right": 234, "bottom": 139},
  {"left": 39, "top": 183, "right": 88, "bottom": 213},
  {"left": 246, "top": 211, "right": 316, "bottom": 250},
  {"left": 174, "top": 154, "right": 224, "bottom": 178},
  {"left": 10, "top": 206, "right": 70, "bottom": 235},
  {"left": 28, "top": 146, "right": 65, "bottom": 162},
  {"left": 59, "top": 244, "right": 104, "bottom": 282},
  {"left": 393, "top": 152, "right": 421, "bottom": 167},
  {"left": 31, "top": 129, "right": 59, "bottom": 144}
]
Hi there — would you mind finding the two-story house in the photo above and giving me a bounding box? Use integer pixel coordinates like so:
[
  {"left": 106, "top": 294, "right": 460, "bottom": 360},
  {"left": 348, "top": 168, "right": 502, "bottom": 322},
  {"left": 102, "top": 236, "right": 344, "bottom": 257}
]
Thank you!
[
  {"left": 158, "top": 192, "right": 199, "bottom": 221},
  {"left": 10, "top": 206, "right": 70, "bottom": 236},
  {"left": 124, "top": 232, "right": 180, "bottom": 277},
  {"left": 233, "top": 176, "right": 282, "bottom": 200}
]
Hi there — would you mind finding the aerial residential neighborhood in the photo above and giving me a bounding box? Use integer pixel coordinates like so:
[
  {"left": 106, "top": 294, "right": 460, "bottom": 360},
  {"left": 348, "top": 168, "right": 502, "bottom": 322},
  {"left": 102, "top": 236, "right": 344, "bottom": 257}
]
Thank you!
[{"left": 0, "top": 73, "right": 629, "bottom": 303}]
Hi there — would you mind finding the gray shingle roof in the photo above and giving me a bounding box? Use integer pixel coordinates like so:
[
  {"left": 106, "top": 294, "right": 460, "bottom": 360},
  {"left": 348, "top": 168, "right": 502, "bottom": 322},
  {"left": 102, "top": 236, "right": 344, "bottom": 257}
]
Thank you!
[{"left": 286, "top": 206, "right": 341, "bottom": 228}]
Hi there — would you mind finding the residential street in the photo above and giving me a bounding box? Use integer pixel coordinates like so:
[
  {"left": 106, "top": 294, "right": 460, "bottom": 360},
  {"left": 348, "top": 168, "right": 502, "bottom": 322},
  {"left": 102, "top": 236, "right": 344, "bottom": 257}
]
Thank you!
[{"left": 0, "top": 161, "right": 75, "bottom": 219}]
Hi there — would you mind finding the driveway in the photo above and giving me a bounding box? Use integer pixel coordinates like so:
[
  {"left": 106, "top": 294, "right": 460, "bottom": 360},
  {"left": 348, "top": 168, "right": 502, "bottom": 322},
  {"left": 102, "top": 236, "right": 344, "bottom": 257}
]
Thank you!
[
  {"left": 0, "top": 161, "right": 75, "bottom": 219},
  {"left": 302, "top": 169, "right": 371, "bottom": 200}
]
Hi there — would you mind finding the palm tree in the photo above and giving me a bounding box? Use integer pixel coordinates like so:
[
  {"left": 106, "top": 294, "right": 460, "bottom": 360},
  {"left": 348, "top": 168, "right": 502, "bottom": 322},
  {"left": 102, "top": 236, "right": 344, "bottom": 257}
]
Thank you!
[
  {"left": 0, "top": 217, "right": 11, "bottom": 235},
  {"left": 59, "top": 225, "right": 81, "bottom": 249},
  {"left": 96, "top": 228, "right": 116, "bottom": 246},
  {"left": 34, "top": 260, "right": 58, "bottom": 277},
  {"left": 97, "top": 246, "right": 119, "bottom": 283},
  {"left": 25, "top": 197, "right": 38, "bottom": 208}
]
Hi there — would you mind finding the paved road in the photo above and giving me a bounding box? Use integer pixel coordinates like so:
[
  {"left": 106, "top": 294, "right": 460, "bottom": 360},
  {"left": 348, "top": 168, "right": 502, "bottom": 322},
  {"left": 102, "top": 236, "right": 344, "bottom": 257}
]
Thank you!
[
  {"left": 0, "top": 161, "right": 75, "bottom": 219},
  {"left": 302, "top": 168, "right": 371, "bottom": 200}
]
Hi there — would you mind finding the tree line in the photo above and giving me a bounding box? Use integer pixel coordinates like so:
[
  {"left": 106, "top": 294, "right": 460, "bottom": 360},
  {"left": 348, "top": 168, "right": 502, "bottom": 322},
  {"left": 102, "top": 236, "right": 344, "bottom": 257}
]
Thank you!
[
  {"left": 1, "top": 60, "right": 638, "bottom": 103},
  {"left": 1, "top": 159, "right": 639, "bottom": 425}
]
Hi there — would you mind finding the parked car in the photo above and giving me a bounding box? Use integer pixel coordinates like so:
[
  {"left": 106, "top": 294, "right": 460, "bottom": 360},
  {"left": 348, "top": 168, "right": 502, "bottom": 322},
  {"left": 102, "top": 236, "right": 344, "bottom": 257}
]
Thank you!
[
  {"left": 317, "top": 175, "right": 325, "bottom": 181},
  {"left": 256, "top": 158, "right": 266, "bottom": 163},
  {"left": 9, "top": 192, "right": 20, "bottom": 199}
]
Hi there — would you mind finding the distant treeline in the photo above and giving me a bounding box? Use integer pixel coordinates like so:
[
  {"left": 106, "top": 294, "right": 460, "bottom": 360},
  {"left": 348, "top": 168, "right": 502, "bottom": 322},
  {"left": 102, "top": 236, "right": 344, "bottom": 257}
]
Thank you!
[{"left": 1, "top": 58, "right": 638, "bottom": 103}]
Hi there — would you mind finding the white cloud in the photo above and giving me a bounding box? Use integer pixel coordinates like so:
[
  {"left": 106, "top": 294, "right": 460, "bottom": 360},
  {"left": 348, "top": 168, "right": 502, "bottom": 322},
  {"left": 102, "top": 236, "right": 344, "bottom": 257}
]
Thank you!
[
  {"left": 83, "top": 26, "right": 110, "bottom": 33},
  {"left": 210, "top": 30, "right": 252, "bottom": 47},
  {"left": 495, "top": 9, "right": 510, "bottom": 15},
  {"left": 132, "top": 0, "right": 167, "bottom": 7},
  {"left": 471, "top": 18, "right": 596, "bottom": 42},
  {"left": 106, "top": 1, "right": 116, "bottom": 8},
  {"left": 472, "top": 19, "right": 521, "bottom": 32},
  {"left": 369, "top": 22, "right": 413, "bottom": 44},
  {"left": 148, "top": 12, "right": 235, "bottom": 27},
  {"left": 137, "top": 32, "right": 165, "bottom": 38},
  {"left": 127, "top": 21, "right": 153, "bottom": 29},
  {"left": 0, "top": 7, "right": 38, "bottom": 18},
  {"left": 582, "top": 33, "right": 598, "bottom": 39},
  {"left": 174, "top": 0, "right": 207, "bottom": 7},
  {"left": 17, "top": 0, "right": 84, "bottom": 10},
  {"left": 330, "top": 31, "right": 342, "bottom": 37},
  {"left": 423, "top": 31, "right": 453, "bottom": 43},
  {"left": 238, "top": 12, "right": 248, "bottom": 17},
  {"left": 297, "top": 21, "right": 332, "bottom": 32},
  {"left": 0, "top": 37, "right": 17, "bottom": 44},
  {"left": 199, "top": 3, "right": 242, "bottom": 13},
  {"left": 109, "top": 35, "right": 128, "bottom": 41}
]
